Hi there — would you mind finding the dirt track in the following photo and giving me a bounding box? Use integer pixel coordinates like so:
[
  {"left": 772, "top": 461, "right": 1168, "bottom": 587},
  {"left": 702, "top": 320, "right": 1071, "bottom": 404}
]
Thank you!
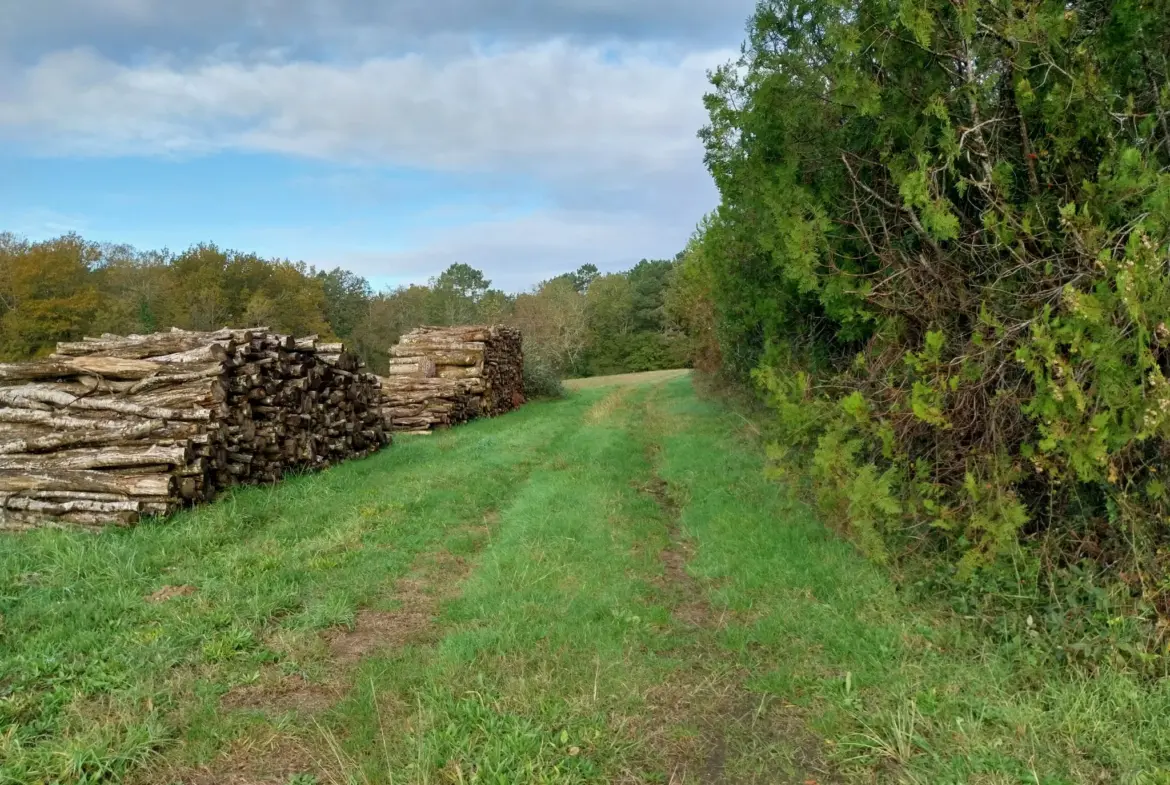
[{"left": 563, "top": 368, "right": 691, "bottom": 390}]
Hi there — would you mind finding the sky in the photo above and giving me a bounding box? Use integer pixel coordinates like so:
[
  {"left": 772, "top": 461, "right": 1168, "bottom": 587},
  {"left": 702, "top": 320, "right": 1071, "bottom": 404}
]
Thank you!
[{"left": 0, "top": 0, "right": 754, "bottom": 292}]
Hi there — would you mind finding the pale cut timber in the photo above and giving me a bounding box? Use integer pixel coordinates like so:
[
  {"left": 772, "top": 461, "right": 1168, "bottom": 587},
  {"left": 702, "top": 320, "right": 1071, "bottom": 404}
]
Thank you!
[
  {"left": 0, "top": 357, "right": 138, "bottom": 382},
  {"left": 0, "top": 418, "right": 209, "bottom": 449},
  {"left": 381, "top": 376, "right": 485, "bottom": 393},
  {"left": 0, "top": 420, "right": 167, "bottom": 455},
  {"left": 436, "top": 366, "right": 483, "bottom": 380},
  {"left": 150, "top": 344, "right": 232, "bottom": 364},
  {"left": 0, "top": 355, "right": 226, "bottom": 383},
  {"left": 398, "top": 351, "right": 480, "bottom": 367},
  {"left": 131, "top": 380, "right": 227, "bottom": 409},
  {"left": 0, "top": 490, "right": 174, "bottom": 503},
  {"left": 0, "top": 444, "right": 191, "bottom": 471},
  {"left": 5, "top": 326, "right": 389, "bottom": 529},
  {"left": 0, "top": 468, "right": 175, "bottom": 497},
  {"left": 390, "top": 341, "right": 486, "bottom": 355},
  {"left": 1, "top": 498, "right": 147, "bottom": 514},
  {"left": 54, "top": 333, "right": 230, "bottom": 359},
  {"left": 402, "top": 326, "right": 492, "bottom": 342},
  {"left": 381, "top": 324, "right": 521, "bottom": 432},
  {"left": 0, "top": 509, "right": 137, "bottom": 530},
  {"left": 0, "top": 409, "right": 144, "bottom": 430},
  {"left": 385, "top": 365, "right": 423, "bottom": 376},
  {"left": 127, "top": 366, "right": 225, "bottom": 395},
  {"left": 0, "top": 387, "right": 213, "bottom": 422}
]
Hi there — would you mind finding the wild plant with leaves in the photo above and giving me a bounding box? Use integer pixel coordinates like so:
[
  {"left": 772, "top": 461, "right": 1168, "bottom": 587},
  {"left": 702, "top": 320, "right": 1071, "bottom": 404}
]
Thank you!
[{"left": 695, "top": 0, "right": 1170, "bottom": 609}]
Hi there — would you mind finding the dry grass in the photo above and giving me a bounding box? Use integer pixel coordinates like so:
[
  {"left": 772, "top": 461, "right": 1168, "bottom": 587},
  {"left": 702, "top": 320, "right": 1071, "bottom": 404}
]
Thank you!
[{"left": 564, "top": 368, "right": 692, "bottom": 390}]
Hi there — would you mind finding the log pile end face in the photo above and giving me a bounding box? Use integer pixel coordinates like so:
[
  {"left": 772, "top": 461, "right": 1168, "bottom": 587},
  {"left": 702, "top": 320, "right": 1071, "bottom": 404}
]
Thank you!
[
  {"left": 0, "top": 327, "right": 390, "bottom": 532},
  {"left": 382, "top": 324, "right": 524, "bottom": 432}
]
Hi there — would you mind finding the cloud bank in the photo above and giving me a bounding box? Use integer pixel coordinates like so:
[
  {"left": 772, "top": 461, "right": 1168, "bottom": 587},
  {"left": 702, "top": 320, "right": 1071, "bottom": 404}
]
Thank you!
[{"left": 0, "top": 1, "right": 752, "bottom": 287}]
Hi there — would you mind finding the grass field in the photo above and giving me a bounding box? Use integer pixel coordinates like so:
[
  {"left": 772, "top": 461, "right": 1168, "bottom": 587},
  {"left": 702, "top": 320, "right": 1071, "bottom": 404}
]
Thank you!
[{"left": 2, "top": 374, "right": 1169, "bottom": 784}]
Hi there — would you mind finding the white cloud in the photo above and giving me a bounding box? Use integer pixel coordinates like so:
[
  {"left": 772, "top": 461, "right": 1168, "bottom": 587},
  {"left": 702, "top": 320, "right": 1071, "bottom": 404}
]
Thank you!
[
  {"left": 0, "top": 0, "right": 755, "bottom": 60},
  {"left": 315, "top": 206, "right": 700, "bottom": 292},
  {"left": 0, "top": 42, "right": 728, "bottom": 182},
  {"left": 0, "top": 33, "right": 735, "bottom": 287}
]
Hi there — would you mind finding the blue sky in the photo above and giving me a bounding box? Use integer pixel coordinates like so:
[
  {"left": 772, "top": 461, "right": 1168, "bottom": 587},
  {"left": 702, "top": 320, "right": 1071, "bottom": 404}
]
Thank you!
[{"left": 0, "top": 0, "right": 755, "bottom": 292}]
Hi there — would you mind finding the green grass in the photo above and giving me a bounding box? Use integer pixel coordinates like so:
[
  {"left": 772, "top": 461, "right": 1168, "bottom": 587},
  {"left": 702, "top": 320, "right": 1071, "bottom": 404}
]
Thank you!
[{"left": 2, "top": 374, "right": 1169, "bottom": 784}]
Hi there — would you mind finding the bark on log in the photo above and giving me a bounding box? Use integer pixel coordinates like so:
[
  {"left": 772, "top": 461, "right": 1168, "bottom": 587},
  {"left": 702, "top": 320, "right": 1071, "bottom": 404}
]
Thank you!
[
  {"left": 151, "top": 344, "right": 232, "bottom": 365},
  {"left": 0, "top": 509, "right": 138, "bottom": 531},
  {"left": 390, "top": 341, "right": 486, "bottom": 356},
  {"left": 0, "top": 444, "right": 191, "bottom": 471},
  {"left": 54, "top": 333, "right": 226, "bottom": 359},
  {"left": 0, "top": 356, "right": 163, "bottom": 382},
  {"left": 0, "top": 469, "right": 175, "bottom": 497},
  {"left": 0, "top": 420, "right": 167, "bottom": 455},
  {"left": 0, "top": 387, "right": 213, "bottom": 422}
]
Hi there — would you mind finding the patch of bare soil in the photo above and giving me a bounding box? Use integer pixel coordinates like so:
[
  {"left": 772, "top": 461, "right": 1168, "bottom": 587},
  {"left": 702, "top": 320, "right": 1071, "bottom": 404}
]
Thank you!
[
  {"left": 183, "top": 526, "right": 494, "bottom": 785},
  {"left": 641, "top": 463, "right": 715, "bottom": 630},
  {"left": 643, "top": 670, "right": 839, "bottom": 785},
  {"left": 565, "top": 368, "right": 692, "bottom": 390},
  {"left": 146, "top": 584, "right": 196, "bottom": 603},
  {"left": 325, "top": 547, "right": 475, "bottom": 655},
  {"left": 325, "top": 574, "right": 442, "bottom": 665},
  {"left": 148, "top": 732, "right": 325, "bottom": 785},
  {"left": 220, "top": 547, "right": 477, "bottom": 716},
  {"left": 219, "top": 672, "right": 339, "bottom": 714}
]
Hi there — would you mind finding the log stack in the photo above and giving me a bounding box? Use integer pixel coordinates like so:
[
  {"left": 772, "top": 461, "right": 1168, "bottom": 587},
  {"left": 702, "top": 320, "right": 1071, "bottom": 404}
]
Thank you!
[
  {"left": 380, "top": 325, "right": 524, "bottom": 433},
  {"left": 0, "top": 328, "right": 388, "bottom": 532},
  {"left": 377, "top": 377, "right": 484, "bottom": 433}
]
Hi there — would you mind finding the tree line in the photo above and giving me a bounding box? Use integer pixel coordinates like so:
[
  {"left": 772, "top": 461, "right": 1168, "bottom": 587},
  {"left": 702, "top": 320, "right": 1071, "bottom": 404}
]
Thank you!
[
  {"left": 665, "top": 0, "right": 1170, "bottom": 652},
  {"left": 0, "top": 231, "right": 688, "bottom": 379}
]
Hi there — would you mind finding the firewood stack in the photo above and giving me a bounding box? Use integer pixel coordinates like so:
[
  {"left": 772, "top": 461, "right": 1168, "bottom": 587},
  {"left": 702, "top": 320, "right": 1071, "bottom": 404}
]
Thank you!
[
  {"left": 0, "top": 328, "right": 388, "bottom": 532},
  {"left": 376, "top": 377, "right": 484, "bottom": 433},
  {"left": 379, "top": 325, "right": 524, "bottom": 433}
]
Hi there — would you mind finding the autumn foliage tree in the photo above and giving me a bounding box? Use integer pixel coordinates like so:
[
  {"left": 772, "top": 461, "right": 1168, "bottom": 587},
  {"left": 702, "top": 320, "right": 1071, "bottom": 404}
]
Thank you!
[
  {"left": 0, "top": 233, "right": 101, "bottom": 359},
  {"left": 0, "top": 233, "right": 687, "bottom": 383}
]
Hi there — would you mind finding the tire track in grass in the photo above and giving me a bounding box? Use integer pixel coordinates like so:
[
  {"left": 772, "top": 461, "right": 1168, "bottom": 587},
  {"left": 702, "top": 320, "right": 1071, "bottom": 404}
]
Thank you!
[
  {"left": 641, "top": 445, "right": 714, "bottom": 632},
  {"left": 636, "top": 380, "right": 839, "bottom": 785},
  {"left": 130, "top": 394, "right": 604, "bottom": 785},
  {"left": 318, "top": 383, "right": 680, "bottom": 784},
  {"left": 164, "top": 524, "right": 497, "bottom": 785},
  {"left": 634, "top": 387, "right": 730, "bottom": 784}
]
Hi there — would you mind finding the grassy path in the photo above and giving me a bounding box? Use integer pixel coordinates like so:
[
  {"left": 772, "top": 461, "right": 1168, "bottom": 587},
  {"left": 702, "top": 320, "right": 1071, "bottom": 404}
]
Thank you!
[
  {"left": 2, "top": 376, "right": 1169, "bottom": 783},
  {"left": 562, "top": 369, "right": 691, "bottom": 390}
]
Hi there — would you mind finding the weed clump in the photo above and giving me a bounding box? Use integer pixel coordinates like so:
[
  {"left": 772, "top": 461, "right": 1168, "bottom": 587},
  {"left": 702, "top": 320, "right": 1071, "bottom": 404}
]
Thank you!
[{"left": 524, "top": 356, "right": 566, "bottom": 399}]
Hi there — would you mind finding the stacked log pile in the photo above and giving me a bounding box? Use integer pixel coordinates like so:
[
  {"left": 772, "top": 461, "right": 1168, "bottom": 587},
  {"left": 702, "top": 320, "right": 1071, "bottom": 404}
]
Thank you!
[
  {"left": 380, "top": 325, "right": 523, "bottom": 433},
  {"left": 0, "top": 328, "right": 388, "bottom": 532},
  {"left": 377, "top": 377, "right": 484, "bottom": 432}
]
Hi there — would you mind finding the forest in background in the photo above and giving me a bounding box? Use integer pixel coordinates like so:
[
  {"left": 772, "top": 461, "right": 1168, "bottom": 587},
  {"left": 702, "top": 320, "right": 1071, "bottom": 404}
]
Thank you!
[{"left": 0, "top": 231, "right": 688, "bottom": 380}]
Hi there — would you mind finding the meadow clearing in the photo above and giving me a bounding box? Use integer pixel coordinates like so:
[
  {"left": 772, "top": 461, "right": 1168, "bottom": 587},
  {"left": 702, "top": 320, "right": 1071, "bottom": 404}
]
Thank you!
[{"left": 2, "top": 374, "right": 1166, "bottom": 784}]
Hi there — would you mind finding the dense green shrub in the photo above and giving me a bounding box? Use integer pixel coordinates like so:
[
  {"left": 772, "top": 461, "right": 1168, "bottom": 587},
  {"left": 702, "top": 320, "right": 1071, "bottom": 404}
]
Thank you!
[
  {"left": 523, "top": 356, "right": 566, "bottom": 399},
  {"left": 694, "top": 0, "right": 1170, "bottom": 602}
]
